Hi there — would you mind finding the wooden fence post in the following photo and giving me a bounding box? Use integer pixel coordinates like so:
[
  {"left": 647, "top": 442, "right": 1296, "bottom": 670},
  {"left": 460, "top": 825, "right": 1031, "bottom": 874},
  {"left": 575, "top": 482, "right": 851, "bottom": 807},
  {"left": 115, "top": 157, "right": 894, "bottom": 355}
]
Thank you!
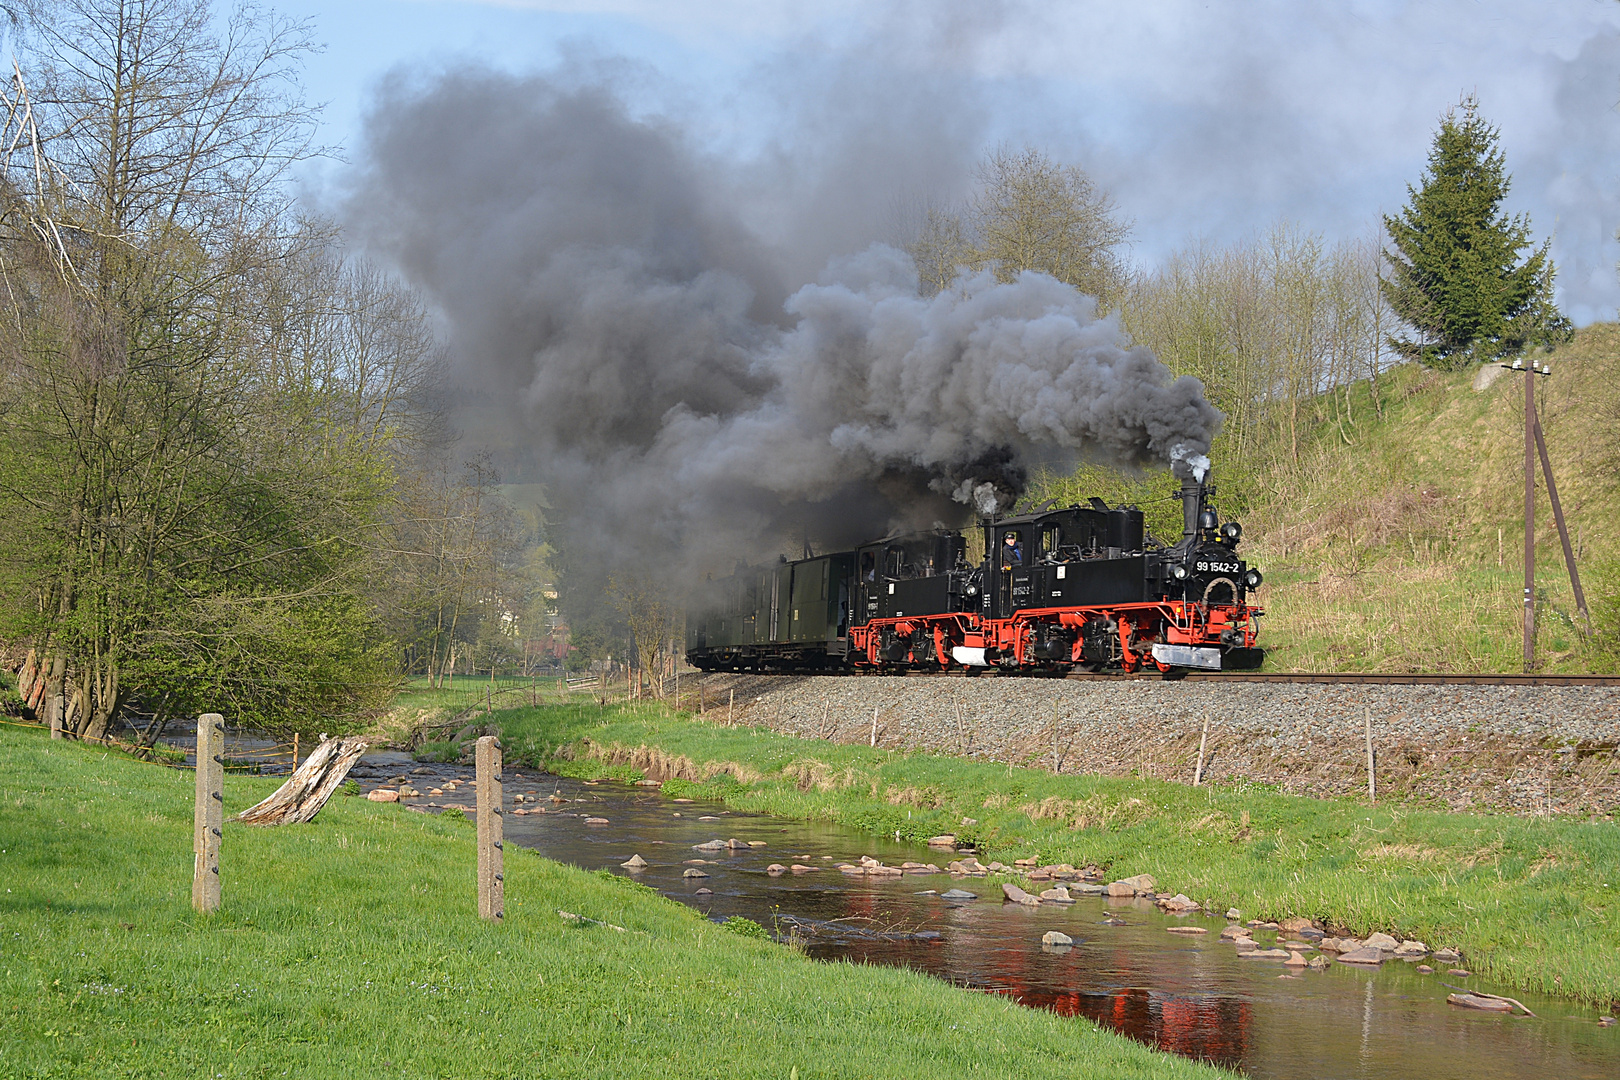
[
  {"left": 1193, "top": 714, "right": 1211, "bottom": 786},
  {"left": 192, "top": 713, "right": 224, "bottom": 913},
  {"left": 728, "top": 689, "right": 734, "bottom": 726},
  {"left": 476, "top": 735, "right": 504, "bottom": 921},
  {"left": 1364, "top": 706, "right": 1376, "bottom": 803},
  {"left": 869, "top": 706, "right": 879, "bottom": 748},
  {"left": 47, "top": 693, "right": 62, "bottom": 740}
]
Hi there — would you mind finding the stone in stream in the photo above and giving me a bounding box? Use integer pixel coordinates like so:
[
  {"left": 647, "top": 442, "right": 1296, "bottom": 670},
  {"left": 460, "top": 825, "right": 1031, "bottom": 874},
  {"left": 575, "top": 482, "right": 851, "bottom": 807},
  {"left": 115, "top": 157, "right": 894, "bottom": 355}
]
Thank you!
[
  {"left": 913, "top": 930, "right": 941, "bottom": 941},
  {"left": 940, "top": 889, "right": 978, "bottom": 901},
  {"left": 1394, "top": 940, "right": 1429, "bottom": 958},
  {"left": 1116, "top": 873, "right": 1156, "bottom": 894},
  {"left": 1157, "top": 894, "right": 1200, "bottom": 912},
  {"left": 697, "top": 815, "right": 721, "bottom": 822},
  {"left": 1433, "top": 947, "right": 1462, "bottom": 964},
  {"left": 1225, "top": 908, "right": 1242, "bottom": 920},
  {"left": 1307, "top": 955, "right": 1331, "bottom": 970},
  {"left": 1363, "top": 932, "right": 1400, "bottom": 952},
  {"left": 1071, "top": 883, "right": 1107, "bottom": 896},
  {"left": 367, "top": 789, "right": 399, "bottom": 802},
  {"left": 583, "top": 817, "right": 609, "bottom": 825},
  {"left": 1040, "top": 886, "right": 1075, "bottom": 904},
  {"left": 1283, "top": 951, "right": 1308, "bottom": 967},
  {"left": 1416, "top": 965, "right": 1434, "bottom": 974},
  {"left": 410, "top": 766, "right": 434, "bottom": 775},
  {"left": 748, "top": 841, "right": 768, "bottom": 848},
  {"left": 1041, "top": 931, "right": 1074, "bottom": 947},
  {"left": 1242, "top": 948, "right": 1293, "bottom": 960},
  {"left": 633, "top": 779, "right": 661, "bottom": 787},
  {"left": 1220, "top": 925, "right": 1249, "bottom": 940},
  {"left": 1231, "top": 938, "right": 1258, "bottom": 952},
  {"left": 1165, "top": 926, "right": 1207, "bottom": 935},
  {"left": 695, "top": 887, "right": 713, "bottom": 896},
  {"left": 1105, "top": 881, "right": 1137, "bottom": 898},
  {"left": 693, "top": 840, "right": 728, "bottom": 851},
  {"left": 725, "top": 838, "right": 749, "bottom": 849},
  {"left": 429, "top": 788, "right": 443, "bottom": 796},
  {"left": 621, "top": 854, "right": 648, "bottom": 870},
  {"left": 927, "top": 834, "right": 957, "bottom": 848},
  {"left": 766, "top": 864, "right": 788, "bottom": 875},
  {"left": 789, "top": 864, "right": 816, "bottom": 873},
  {"left": 1447, "top": 969, "right": 1471, "bottom": 977},
  {"left": 1279, "top": 916, "right": 1318, "bottom": 933},
  {"left": 1598, "top": 1016, "right": 1616, "bottom": 1027},
  {"left": 1335, "top": 947, "right": 1387, "bottom": 965},
  {"left": 1001, "top": 883, "right": 1041, "bottom": 906},
  {"left": 682, "top": 868, "right": 710, "bottom": 879},
  {"left": 398, "top": 787, "right": 420, "bottom": 798}
]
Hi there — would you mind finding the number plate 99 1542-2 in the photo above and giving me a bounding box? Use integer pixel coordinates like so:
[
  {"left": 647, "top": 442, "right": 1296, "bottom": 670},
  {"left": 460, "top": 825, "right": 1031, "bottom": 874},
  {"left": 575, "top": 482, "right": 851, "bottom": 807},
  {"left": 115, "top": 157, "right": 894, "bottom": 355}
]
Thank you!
[{"left": 1195, "top": 560, "right": 1240, "bottom": 574}]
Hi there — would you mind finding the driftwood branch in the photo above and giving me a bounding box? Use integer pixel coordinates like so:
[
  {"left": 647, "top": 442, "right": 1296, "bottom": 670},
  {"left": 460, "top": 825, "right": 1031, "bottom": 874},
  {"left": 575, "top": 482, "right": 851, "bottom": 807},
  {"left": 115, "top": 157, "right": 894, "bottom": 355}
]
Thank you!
[
  {"left": 1440, "top": 983, "right": 1537, "bottom": 1017},
  {"left": 232, "top": 735, "right": 370, "bottom": 825}
]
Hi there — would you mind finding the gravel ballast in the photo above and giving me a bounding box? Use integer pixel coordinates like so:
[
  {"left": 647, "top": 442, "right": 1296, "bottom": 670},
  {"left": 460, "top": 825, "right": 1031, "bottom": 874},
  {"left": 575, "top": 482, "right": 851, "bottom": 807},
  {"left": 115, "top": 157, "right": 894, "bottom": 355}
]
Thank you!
[{"left": 681, "top": 674, "right": 1620, "bottom": 816}]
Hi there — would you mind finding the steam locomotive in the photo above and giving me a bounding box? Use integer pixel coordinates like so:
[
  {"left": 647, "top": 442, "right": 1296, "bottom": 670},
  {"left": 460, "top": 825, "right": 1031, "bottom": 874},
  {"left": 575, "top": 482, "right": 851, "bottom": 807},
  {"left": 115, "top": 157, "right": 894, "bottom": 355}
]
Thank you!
[{"left": 685, "top": 473, "right": 1264, "bottom": 674}]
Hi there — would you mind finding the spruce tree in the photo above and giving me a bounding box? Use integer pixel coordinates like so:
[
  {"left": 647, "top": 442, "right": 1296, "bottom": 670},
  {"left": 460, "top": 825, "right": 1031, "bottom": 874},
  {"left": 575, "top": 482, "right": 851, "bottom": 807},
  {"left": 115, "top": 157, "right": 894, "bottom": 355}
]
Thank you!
[{"left": 1382, "top": 95, "right": 1570, "bottom": 369}]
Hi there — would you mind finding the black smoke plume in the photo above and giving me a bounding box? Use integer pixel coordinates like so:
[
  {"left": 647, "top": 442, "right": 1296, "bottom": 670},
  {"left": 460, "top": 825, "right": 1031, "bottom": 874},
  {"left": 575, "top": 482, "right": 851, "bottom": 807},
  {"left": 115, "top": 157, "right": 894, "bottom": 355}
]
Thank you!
[{"left": 350, "top": 68, "right": 1221, "bottom": 585}]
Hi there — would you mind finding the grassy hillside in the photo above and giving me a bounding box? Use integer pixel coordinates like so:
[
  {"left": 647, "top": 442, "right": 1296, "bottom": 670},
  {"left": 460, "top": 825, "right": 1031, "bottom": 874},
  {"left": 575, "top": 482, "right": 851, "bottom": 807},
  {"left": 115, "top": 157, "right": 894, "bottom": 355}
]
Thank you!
[{"left": 1238, "top": 324, "right": 1620, "bottom": 673}]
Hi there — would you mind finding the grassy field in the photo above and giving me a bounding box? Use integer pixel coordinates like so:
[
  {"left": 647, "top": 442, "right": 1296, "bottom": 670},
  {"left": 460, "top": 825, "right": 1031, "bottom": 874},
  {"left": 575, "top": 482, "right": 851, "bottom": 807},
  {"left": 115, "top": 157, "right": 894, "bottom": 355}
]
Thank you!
[
  {"left": 497, "top": 700, "right": 1620, "bottom": 1009},
  {"left": 0, "top": 721, "right": 1226, "bottom": 1080}
]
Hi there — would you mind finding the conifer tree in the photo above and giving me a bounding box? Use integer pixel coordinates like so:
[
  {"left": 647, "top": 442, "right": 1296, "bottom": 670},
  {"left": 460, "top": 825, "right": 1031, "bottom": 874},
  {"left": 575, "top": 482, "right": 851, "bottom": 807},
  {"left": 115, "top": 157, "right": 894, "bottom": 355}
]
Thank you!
[{"left": 1382, "top": 95, "right": 1570, "bottom": 369}]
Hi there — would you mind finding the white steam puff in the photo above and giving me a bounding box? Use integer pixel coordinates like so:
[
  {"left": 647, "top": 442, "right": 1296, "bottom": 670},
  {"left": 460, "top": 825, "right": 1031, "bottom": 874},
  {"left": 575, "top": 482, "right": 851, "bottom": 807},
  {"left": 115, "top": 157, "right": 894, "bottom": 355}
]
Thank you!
[
  {"left": 1170, "top": 446, "right": 1212, "bottom": 482},
  {"left": 350, "top": 71, "right": 1222, "bottom": 581}
]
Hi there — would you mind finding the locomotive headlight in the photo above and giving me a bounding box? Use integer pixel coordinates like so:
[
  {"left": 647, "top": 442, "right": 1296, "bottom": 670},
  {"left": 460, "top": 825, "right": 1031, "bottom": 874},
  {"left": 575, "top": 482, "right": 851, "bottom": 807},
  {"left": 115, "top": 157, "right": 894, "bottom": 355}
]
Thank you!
[
  {"left": 1170, "top": 564, "right": 1189, "bottom": 580},
  {"left": 1243, "top": 569, "right": 1263, "bottom": 589},
  {"left": 1220, "top": 522, "right": 1242, "bottom": 543},
  {"left": 966, "top": 584, "right": 979, "bottom": 596}
]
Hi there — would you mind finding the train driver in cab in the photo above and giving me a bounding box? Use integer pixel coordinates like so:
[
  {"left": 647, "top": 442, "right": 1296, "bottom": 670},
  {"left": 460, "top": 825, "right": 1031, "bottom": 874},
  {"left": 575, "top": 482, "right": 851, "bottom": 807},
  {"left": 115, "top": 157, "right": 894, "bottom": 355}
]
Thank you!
[{"left": 1001, "top": 532, "right": 1022, "bottom": 569}]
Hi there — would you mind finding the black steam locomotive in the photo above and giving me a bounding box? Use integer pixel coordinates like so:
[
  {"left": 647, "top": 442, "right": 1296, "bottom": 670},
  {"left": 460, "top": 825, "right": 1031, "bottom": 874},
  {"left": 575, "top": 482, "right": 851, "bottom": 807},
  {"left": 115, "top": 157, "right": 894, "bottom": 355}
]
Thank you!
[{"left": 685, "top": 473, "right": 1263, "bottom": 674}]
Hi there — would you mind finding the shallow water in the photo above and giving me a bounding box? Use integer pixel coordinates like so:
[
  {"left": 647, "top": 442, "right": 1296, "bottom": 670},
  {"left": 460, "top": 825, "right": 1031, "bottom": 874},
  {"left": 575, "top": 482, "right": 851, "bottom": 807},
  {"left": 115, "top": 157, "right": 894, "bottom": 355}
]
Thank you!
[{"left": 361, "top": 762, "right": 1618, "bottom": 1079}]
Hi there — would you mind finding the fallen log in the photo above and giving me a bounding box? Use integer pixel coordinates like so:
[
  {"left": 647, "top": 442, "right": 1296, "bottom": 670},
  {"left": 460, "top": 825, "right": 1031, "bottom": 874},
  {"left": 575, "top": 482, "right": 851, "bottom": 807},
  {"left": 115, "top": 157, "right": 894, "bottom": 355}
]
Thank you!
[
  {"left": 232, "top": 734, "right": 369, "bottom": 825},
  {"left": 1442, "top": 983, "right": 1536, "bottom": 1017}
]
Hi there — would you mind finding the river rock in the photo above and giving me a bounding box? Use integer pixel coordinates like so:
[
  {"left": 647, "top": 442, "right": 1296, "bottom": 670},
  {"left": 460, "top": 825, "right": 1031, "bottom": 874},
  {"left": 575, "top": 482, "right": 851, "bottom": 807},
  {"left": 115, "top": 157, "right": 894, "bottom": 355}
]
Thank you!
[
  {"left": 1040, "top": 886, "right": 1075, "bottom": 904},
  {"left": 927, "top": 834, "right": 958, "bottom": 848},
  {"left": 1394, "top": 940, "right": 1428, "bottom": 958},
  {"left": 1307, "top": 955, "right": 1331, "bottom": 970},
  {"left": 1225, "top": 908, "right": 1242, "bottom": 920},
  {"left": 633, "top": 778, "right": 661, "bottom": 787},
  {"left": 398, "top": 786, "right": 420, "bottom": 798},
  {"left": 1447, "top": 993, "right": 1513, "bottom": 1013},
  {"left": 1336, "top": 947, "right": 1386, "bottom": 965},
  {"left": 693, "top": 840, "right": 728, "bottom": 851},
  {"left": 726, "top": 838, "right": 749, "bottom": 849},
  {"left": 682, "top": 868, "right": 710, "bottom": 879},
  {"left": 1279, "top": 916, "right": 1317, "bottom": 933},
  {"left": 429, "top": 788, "right": 443, "bottom": 796},
  {"left": 766, "top": 864, "right": 788, "bottom": 875},
  {"left": 790, "top": 864, "right": 816, "bottom": 873},
  {"left": 1220, "top": 925, "right": 1250, "bottom": 940},
  {"left": 584, "top": 817, "right": 609, "bottom": 825},
  {"left": 1071, "top": 883, "right": 1107, "bottom": 896},
  {"left": 1242, "top": 948, "right": 1292, "bottom": 960},
  {"left": 1117, "top": 873, "right": 1156, "bottom": 894},
  {"left": 1416, "top": 965, "right": 1434, "bottom": 974},
  {"left": 1283, "top": 951, "right": 1308, "bottom": 967},
  {"left": 695, "top": 887, "right": 713, "bottom": 895},
  {"left": 1433, "top": 947, "right": 1462, "bottom": 963},
  {"left": 1157, "top": 894, "right": 1200, "bottom": 912},
  {"left": 940, "top": 888, "right": 978, "bottom": 901},
  {"left": 1105, "top": 881, "right": 1137, "bottom": 897},
  {"left": 366, "top": 789, "right": 399, "bottom": 802},
  {"left": 748, "top": 841, "right": 768, "bottom": 847},
  {"left": 838, "top": 864, "right": 865, "bottom": 875},
  {"left": 1363, "top": 932, "right": 1400, "bottom": 952},
  {"left": 1014, "top": 856, "right": 1040, "bottom": 867},
  {"left": 1041, "top": 931, "right": 1074, "bottom": 946},
  {"left": 1448, "top": 969, "right": 1471, "bottom": 977},
  {"left": 697, "top": 815, "right": 720, "bottom": 821},
  {"left": 621, "top": 854, "right": 648, "bottom": 870},
  {"left": 1002, "top": 883, "right": 1040, "bottom": 906},
  {"left": 1166, "top": 926, "right": 1208, "bottom": 935},
  {"left": 1232, "top": 938, "right": 1258, "bottom": 952}
]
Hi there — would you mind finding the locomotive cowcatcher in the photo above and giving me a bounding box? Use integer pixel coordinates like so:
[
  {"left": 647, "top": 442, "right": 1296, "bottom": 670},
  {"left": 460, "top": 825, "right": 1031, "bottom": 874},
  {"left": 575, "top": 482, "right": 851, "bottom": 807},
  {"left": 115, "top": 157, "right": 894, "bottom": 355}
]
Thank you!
[{"left": 685, "top": 472, "right": 1263, "bottom": 675}]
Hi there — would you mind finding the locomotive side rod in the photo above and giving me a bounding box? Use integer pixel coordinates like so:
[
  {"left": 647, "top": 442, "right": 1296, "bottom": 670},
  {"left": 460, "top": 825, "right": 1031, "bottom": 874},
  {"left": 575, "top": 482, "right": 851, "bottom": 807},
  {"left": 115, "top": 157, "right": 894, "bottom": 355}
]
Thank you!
[{"left": 877, "top": 669, "right": 1620, "bottom": 687}]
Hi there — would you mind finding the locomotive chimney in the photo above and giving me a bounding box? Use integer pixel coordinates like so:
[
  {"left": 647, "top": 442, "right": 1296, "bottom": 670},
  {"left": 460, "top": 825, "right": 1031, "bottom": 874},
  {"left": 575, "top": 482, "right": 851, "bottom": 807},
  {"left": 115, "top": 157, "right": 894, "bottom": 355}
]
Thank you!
[{"left": 1181, "top": 475, "right": 1203, "bottom": 542}]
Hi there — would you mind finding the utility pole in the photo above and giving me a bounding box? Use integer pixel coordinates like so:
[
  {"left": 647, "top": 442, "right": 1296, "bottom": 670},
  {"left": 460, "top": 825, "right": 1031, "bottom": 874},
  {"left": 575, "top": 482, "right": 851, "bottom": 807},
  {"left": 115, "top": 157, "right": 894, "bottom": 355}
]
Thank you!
[{"left": 1503, "top": 354, "right": 1583, "bottom": 671}]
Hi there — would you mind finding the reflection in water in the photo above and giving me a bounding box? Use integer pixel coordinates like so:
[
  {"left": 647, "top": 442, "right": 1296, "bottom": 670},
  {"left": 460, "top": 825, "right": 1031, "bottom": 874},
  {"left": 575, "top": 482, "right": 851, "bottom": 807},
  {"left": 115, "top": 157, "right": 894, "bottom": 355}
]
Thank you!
[{"left": 360, "top": 763, "right": 1618, "bottom": 1080}]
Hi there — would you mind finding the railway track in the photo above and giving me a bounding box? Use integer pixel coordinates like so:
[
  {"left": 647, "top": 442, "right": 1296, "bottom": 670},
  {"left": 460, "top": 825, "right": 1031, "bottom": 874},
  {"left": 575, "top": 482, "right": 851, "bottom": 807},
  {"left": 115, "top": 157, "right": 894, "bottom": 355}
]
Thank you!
[{"left": 882, "top": 669, "right": 1620, "bottom": 687}]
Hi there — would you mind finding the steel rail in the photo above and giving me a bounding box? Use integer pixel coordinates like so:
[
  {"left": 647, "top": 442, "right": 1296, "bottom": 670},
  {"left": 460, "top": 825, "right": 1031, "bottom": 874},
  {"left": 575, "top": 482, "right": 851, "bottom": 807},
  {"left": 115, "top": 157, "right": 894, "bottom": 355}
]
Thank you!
[{"left": 870, "top": 669, "right": 1620, "bottom": 687}]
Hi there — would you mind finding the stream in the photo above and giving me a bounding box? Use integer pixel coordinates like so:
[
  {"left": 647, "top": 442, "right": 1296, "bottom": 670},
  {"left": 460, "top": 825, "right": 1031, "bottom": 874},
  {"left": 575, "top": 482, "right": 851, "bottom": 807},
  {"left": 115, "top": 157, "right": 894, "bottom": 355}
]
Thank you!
[{"left": 350, "top": 755, "right": 1617, "bottom": 1079}]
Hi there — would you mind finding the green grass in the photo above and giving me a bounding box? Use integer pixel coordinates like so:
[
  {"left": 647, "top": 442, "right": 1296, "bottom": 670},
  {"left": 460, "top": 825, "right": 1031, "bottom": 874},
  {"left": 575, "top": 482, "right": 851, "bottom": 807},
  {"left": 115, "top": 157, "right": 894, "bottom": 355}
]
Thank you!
[
  {"left": 499, "top": 700, "right": 1620, "bottom": 1008},
  {"left": 0, "top": 723, "right": 1226, "bottom": 1080}
]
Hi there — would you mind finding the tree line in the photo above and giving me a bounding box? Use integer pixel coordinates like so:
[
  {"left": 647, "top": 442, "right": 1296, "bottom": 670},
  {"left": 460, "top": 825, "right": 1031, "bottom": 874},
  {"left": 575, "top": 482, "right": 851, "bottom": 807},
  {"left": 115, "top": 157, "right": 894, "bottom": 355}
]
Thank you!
[{"left": 0, "top": 0, "right": 544, "bottom": 743}]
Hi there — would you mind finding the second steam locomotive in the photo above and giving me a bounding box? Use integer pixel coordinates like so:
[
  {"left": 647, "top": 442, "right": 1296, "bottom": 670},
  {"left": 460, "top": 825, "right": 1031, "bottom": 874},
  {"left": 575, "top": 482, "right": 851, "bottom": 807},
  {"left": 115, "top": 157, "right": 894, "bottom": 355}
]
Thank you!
[{"left": 686, "top": 472, "right": 1264, "bottom": 675}]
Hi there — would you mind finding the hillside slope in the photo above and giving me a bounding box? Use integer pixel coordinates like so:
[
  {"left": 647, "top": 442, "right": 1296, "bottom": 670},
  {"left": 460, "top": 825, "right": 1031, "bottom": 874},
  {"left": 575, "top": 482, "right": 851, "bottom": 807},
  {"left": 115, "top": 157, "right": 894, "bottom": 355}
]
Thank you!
[{"left": 1243, "top": 323, "right": 1620, "bottom": 673}]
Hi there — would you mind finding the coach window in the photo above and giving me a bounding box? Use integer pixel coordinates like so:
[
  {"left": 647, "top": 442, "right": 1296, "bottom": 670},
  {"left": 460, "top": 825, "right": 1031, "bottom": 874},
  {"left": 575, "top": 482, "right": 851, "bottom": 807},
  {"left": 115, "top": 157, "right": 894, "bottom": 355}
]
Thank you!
[{"left": 1040, "top": 525, "right": 1061, "bottom": 562}]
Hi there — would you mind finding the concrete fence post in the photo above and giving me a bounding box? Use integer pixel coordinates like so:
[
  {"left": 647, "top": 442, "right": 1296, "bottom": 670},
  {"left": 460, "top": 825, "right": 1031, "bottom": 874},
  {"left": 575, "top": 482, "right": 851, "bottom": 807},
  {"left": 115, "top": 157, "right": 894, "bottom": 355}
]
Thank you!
[
  {"left": 476, "top": 735, "right": 504, "bottom": 921},
  {"left": 192, "top": 713, "right": 224, "bottom": 913}
]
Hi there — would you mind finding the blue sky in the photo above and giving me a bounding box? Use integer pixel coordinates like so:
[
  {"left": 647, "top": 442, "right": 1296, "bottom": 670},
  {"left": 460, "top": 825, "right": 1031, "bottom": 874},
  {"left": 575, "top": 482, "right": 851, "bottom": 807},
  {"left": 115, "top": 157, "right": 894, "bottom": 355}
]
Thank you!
[{"left": 282, "top": 0, "right": 1620, "bottom": 323}]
